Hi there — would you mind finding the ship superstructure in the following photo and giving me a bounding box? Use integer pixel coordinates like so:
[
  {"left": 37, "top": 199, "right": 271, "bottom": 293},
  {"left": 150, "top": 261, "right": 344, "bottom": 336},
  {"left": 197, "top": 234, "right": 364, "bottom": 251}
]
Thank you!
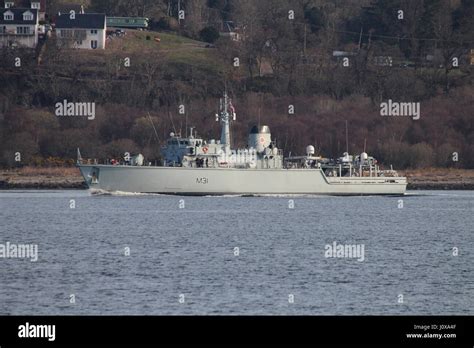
[{"left": 161, "top": 93, "right": 283, "bottom": 170}]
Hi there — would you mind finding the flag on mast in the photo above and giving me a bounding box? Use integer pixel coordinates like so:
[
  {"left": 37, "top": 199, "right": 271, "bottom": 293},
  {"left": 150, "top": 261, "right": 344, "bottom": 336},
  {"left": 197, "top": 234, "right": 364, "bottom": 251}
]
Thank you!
[{"left": 229, "top": 100, "right": 236, "bottom": 120}]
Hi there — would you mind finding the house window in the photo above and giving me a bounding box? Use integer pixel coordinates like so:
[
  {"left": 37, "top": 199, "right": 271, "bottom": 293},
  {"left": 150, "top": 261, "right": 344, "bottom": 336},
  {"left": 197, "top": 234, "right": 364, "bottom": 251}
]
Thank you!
[
  {"left": 91, "top": 29, "right": 97, "bottom": 34},
  {"left": 17, "top": 27, "right": 31, "bottom": 34},
  {"left": 4, "top": 12, "right": 13, "bottom": 20},
  {"left": 23, "top": 12, "right": 34, "bottom": 21},
  {"left": 31, "top": 2, "right": 41, "bottom": 9},
  {"left": 76, "top": 40, "right": 82, "bottom": 45},
  {"left": 0, "top": 26, "right": 5, "bottom": 33},
  {"left": 60, "top": 29, "right": 72, "bottom": 38},
  {"left": 91, "top": 40, "right": 98, "bottom": 49},
  {"left": 5, "top": 2, "right": 14, "bottom": 8}
]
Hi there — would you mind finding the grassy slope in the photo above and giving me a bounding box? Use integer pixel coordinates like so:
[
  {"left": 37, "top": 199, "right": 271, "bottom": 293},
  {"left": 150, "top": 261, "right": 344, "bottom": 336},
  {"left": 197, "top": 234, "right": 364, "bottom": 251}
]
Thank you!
[{"left": 63, "top": 30, "right": 223, "bottom": 74}]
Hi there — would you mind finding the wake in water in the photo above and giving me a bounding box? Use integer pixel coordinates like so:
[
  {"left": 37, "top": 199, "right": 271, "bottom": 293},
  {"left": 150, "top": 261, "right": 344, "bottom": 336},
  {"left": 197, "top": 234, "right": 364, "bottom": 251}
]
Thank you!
[
  {"left": 89, "top": 189, "right": 163, "bottom": 197},
  {"left": 89, "top": 190, "right": 411, "bottom": 198}
]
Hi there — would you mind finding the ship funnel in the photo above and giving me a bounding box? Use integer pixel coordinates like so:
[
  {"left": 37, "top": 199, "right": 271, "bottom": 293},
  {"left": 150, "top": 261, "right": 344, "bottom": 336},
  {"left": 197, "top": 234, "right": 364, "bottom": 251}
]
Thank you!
[{"left": 248, "top": 125, "right": 271, "bottom": 153}]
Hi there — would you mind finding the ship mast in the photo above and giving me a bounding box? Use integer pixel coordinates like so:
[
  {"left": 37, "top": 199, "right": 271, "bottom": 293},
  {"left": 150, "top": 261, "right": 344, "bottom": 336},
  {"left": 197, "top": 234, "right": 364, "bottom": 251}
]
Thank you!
[{"left": 217, "top": 91, "right": 236, "bottom": 154}]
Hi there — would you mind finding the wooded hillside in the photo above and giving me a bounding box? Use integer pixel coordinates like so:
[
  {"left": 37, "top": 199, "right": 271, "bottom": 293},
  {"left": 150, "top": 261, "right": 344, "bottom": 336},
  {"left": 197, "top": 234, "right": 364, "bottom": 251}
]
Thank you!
[{"left": 0, "top": 0, "right": 473, "bottom": 168}]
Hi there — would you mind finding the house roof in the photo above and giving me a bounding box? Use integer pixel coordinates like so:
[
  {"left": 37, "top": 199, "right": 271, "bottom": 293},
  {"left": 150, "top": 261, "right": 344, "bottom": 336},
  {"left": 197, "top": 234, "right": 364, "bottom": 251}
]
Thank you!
[
  {"left": 56, "top": 4, "right": 84, "bottom": 16},
  {"left": 0, "top": 8, "right": 38, "bottom": 24},
  {"left": 2, "top": 0, "right": 46, "bottom": 11},
  {"left": 222, "top": 21, "right": 239, "bottom": 33},
  {"left": 55, "top": 13, "right": 106, "bottom": 29}
]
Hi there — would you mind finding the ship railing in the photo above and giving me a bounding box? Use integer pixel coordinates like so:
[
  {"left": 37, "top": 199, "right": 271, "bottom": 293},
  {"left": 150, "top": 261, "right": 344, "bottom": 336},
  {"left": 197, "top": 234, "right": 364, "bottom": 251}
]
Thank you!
[
  {"left": 77, "top": 159, "right": 97, "bottom": 165},
  {"left": 81, "top": 158, "right": 161, "bottom": 166}
]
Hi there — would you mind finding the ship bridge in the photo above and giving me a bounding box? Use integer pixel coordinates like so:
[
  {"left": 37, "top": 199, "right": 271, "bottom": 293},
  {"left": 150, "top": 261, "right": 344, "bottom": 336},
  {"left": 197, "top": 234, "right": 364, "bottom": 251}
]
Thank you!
[{"left": 161, "top": 93, "right": 284, "bottom": 170}]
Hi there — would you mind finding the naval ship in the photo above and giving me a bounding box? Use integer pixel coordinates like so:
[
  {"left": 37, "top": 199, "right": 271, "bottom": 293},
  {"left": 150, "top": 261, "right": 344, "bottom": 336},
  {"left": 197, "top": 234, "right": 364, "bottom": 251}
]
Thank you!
[{"left": 77, "top": 93, "right": 407, "bottom": 195}]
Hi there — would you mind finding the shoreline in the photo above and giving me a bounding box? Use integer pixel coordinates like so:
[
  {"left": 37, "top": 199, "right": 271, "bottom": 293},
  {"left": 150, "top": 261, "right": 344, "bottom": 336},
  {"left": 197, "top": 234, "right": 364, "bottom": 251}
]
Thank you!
[
  {"left": 1, "top": 167, "right": 473, "bottom": 191},
  {"left": 1, "top": 184, "right": 473, "bottom": 190}
]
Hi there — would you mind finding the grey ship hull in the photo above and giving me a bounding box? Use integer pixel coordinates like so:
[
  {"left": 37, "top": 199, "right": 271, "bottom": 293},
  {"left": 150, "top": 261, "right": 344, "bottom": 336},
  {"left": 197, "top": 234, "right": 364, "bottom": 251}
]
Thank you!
[{"left": 78, "top": 165, "right": 407, "bottom": 195}]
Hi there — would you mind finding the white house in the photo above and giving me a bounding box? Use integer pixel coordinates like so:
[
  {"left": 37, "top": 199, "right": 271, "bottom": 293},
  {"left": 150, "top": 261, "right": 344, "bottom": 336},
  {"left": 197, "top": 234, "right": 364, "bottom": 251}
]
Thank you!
[
  {"left": 220, "top": 21, "right": 242, "bottom": 42},
  {"left": 55, "top": 13, "right": 106, "bottom": 50},
  {"left": 0, "top": 7, "right": 39, "bottom": 48},
  {"left": 2, "top": 0, "right": 46, "bottom": 21}
]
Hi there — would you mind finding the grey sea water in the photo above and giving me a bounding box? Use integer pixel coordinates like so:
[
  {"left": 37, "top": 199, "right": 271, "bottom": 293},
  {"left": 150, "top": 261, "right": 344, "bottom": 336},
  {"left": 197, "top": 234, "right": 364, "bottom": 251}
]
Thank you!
[{"left": 0, "top": 190, "right": 473, "bottom": 315}]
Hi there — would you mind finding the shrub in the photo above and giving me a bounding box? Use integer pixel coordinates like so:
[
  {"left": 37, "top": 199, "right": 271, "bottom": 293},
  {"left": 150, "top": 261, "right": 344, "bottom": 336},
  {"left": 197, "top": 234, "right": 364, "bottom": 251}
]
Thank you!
[
  {"left": 407, "top": 143, "right": 435, "bottom": 168},
  {"left": 436, "top": 143, "right": 458, "bottom": 167},
  {"left": 155, "top": 17, "right": 179, "bottom": 31},
  {"left": 199, "top": 26, "right": 220, "bottom": 43}
]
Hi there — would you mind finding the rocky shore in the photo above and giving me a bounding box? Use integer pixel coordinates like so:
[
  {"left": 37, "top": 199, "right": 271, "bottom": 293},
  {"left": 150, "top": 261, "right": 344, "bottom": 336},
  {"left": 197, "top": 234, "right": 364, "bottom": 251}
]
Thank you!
[
  {"left": 0, "top": 167, "right": 87, "bottom": 190},
  {"left": 401, "top": 169, "right": 474, "bottom": 190}
]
